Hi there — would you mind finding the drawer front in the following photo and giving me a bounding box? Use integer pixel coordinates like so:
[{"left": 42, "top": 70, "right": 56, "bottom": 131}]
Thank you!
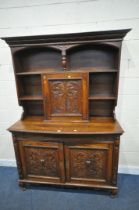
[
  {"left": 65, "top": 142, "right": 113, "bottom": 185},
  {"left": 19, "top": 140, "right": 65, "bottom": 183}
]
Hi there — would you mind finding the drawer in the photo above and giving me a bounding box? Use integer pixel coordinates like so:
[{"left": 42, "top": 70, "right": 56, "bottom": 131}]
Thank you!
[
  {"left": 64, "top": 142, "right": 113, "bottom": 185},
  {"left": 19, "top": 140, "right": 65, "bottom": 183}
]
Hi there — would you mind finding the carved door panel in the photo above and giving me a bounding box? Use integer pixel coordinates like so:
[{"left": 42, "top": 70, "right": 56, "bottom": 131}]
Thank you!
[
  {"left": 65, "top": 143, "right": 113, "bottom": 185},
  {"left": 19, "top": 140, "right": 65, "bottom": 183},
  {"left": 42, "top": 72, "right": 88, "bottom": 120}
]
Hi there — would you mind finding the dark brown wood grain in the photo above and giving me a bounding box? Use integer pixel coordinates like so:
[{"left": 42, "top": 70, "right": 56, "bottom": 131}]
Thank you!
[
  {"left": 2, "top": 29, "right": 131, "bottom": 195},
  {"left": 64, "top": 142, "right": 113, "bottom": 185},
  {"left": 2, "top": 29, "right": 131, "bottom": 46},
  {"left": 19, "top": 140, "right": 65, "bottom": 183},
  {"left": 43, "top": 72, "right": 89, "bottom": 120},
  {"left": 8, "top": 117, "right": 123, "bottom": 135},
  {"left": 18, "top": 75, "right": 42, "bottom": 98}
]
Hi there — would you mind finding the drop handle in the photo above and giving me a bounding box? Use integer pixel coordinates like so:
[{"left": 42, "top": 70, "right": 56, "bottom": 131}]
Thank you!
[
  {"left": 86, "top": 160, "right": 91, "bottom": 165},
  {"left": 40, "top": 159, "right": 45, "bottom": 164}
]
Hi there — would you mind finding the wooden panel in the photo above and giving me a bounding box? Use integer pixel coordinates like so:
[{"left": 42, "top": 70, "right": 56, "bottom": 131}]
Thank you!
[
  {"left": 65, "top": 142, "right": 113, "bottom": 185},
  {"left": 67, "top": 45, "right": 118, "bottom": 69},
  {"left": 89, "top": 72, "right": 117, "bottom": 97},
  {"left": 18, "top": 75, "right": 42, "bottom": 97},
  {"left": 9, "top": 117, "right": 123, "bottom": 135},
  {"left": 15, "top": 47, "right": 62, "bottom": 73},
  {"left": 43, "top": 72, "right": 89, "bottom": 120},
  {"left": 49, "top": 79, "right": 82, "bottom": 115},
  {"left": 19, "top": 140, "right": 65, "bottom": 183},
  {"left": 90, "top": 100, "right": 115, "bottom": 117},
  {"left": 22, "top": 101, "right": 44, "bottom": 116}
]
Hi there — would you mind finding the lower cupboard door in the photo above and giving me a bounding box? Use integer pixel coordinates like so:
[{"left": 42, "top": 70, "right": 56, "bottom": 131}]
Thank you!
[
  {"left": 19, "top": 140, "right": 65, "bottom": 183},
  {"left": 64, "top": 143, "right": 113, "bottom": 185}
]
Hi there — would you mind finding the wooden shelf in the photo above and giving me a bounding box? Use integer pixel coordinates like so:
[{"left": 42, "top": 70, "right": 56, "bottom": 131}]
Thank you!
[
  {"left": 89, "top": 96, "right": 116, "bottom": 100},
  {"left": 16, "top": 72, "right": 42, "bottom": 75},
  {"left": 16, "top": 68, "right": 63, "bottom": 75},
  {"left": 19, "top": 96, "right": 43, "bottom": 100},
  {"left": 16, "top": 68, "right": 118, "bottom": 76},
  {"left": 69, "top": 67, "right": 118, "bottom": 73}
]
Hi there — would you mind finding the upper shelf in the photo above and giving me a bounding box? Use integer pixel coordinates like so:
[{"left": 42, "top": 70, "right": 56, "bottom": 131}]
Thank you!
[
  {"left": 89, "top": 96, "right": 116, "bottom": 100},
  {"left": 16, "top": 67, "right": 118, "bottom": 75},
  {"left": 19, "top": 96, "right": 43, "bottom": 100},
  {"left": 12, "top": 42, "right": 120, "bottom": 73}
]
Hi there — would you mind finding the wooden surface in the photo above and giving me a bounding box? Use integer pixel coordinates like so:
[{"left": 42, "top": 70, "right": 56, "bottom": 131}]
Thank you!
[
  {"left": 2, "top": 29, "right": 131, "bottom": 46},
  {"left": 2, "top": 30, "right": 130, "bottom": 119},
  {"left": 64, "top": 142, "right": 113, "bottom": 185},
  {"left": 9, "top": 117, "right": 123, "bottom": 135},
  {"left": 42, "top": 72, "right": 89, "bottom": 120},
  {"left": 19, "top": 140, "right": 65, "bottom": 183}
]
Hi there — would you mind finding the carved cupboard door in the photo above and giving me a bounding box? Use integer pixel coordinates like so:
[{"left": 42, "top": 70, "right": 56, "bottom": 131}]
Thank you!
[
  {"left": 64, "top": 142, "right": 113, "bottom": 185},
  {"left": 19, "top": 140, "right": 65, "bottom": 183},
  {"left": 42, "top": 72, "right": 88, "bottom": 120}
]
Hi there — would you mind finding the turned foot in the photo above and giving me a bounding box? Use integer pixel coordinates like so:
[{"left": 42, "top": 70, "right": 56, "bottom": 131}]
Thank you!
[
  {"left": 19, "top": 182, "right": 26, "bottom": 191},
  {"left": 110, "top": 189, "right": 118, "bottom": 197}
]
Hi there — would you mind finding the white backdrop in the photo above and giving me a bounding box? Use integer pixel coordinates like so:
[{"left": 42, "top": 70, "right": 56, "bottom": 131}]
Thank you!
[{"left": 0, "top": 0, "right": 139, "bottom": 174}]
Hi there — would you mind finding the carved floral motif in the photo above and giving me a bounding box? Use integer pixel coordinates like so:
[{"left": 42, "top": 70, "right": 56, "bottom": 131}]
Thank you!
[
  {"left": 49, "top": 79, "right": 82, "bottom": 114},
  {"left": 71, "top": 149, "right": 106, "bottom": 179},
  {"left": 25, "top": 147, "right": 58, "bottom": 177}
]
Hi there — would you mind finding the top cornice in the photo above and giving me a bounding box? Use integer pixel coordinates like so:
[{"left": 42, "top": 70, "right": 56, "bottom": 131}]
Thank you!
[{"left": 1, "top": 29, "right": 131, "bottom": 47}]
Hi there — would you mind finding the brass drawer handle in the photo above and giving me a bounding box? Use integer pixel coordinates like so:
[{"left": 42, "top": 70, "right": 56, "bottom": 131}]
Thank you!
[
  {"left": 40, "top": 159, "right": 45, "bottom": 163},
  {"left": 86, "top": 160, "right": 91, "bottom": 165}
]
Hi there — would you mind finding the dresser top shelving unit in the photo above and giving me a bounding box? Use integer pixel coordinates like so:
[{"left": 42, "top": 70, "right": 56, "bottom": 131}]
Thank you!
[{"left": 2, "top": 29, "right": 130, "bottom": 134}]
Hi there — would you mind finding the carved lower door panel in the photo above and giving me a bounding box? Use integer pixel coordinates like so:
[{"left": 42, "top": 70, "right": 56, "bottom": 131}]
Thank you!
[
  {"left": 65, "top": 142, "right": 113, "bottom": 185},
  {"left": 19, "top": 140, "right": 65, "bottom": 183}
]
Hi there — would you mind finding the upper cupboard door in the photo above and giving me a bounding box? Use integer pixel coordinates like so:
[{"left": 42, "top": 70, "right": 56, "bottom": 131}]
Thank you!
[
  {"left": 19, "top": 140, "right": 65, "bottom": 183},
  {"left": 43, "top": 72, "right": 89, "bottom": 120}
]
